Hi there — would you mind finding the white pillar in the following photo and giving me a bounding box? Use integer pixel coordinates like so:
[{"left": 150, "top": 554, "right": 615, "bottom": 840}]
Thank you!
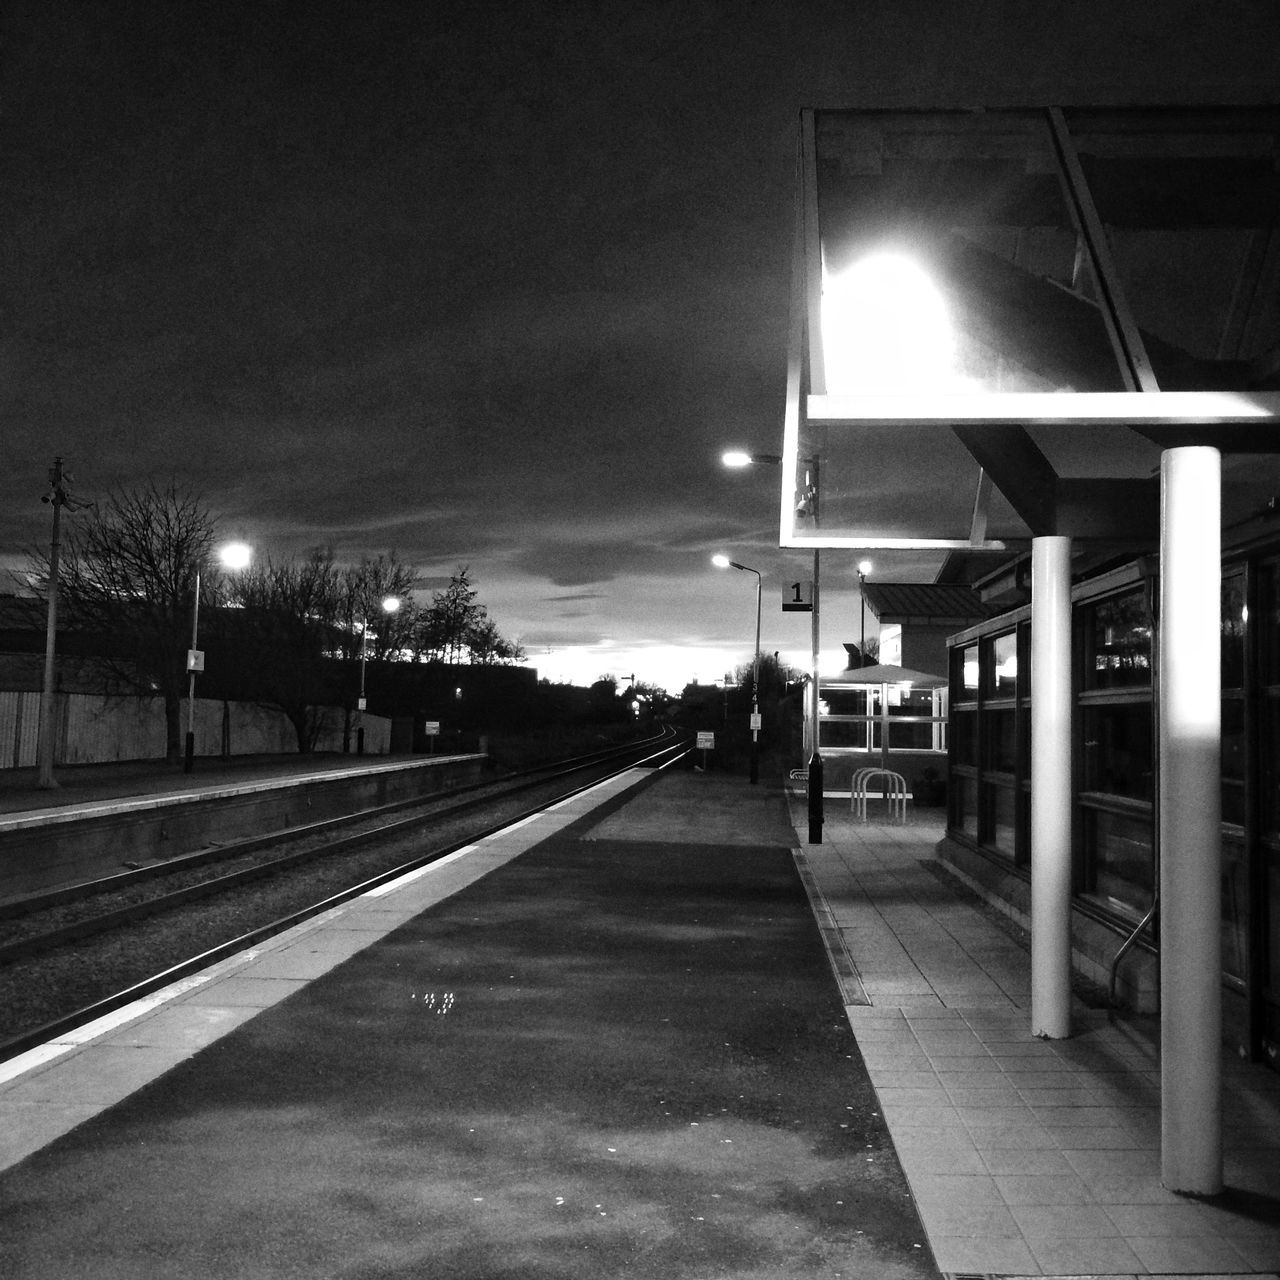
[
  {"left": 1159, "top": 446, "right": 1223, "bottom": 1195},
  {"left": 1031, "top": 535, "right": 1073, "bottom": 1039}
]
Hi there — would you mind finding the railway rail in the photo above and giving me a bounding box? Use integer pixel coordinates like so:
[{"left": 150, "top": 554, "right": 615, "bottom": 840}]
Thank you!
[{"left": 0, "top": 728, "right": 689, "bottom": 1061}]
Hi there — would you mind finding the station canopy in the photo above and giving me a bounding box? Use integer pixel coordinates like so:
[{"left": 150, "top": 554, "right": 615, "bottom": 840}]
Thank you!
[{"left": 781, "top": 107, "right": 1280, "bottom": 550}]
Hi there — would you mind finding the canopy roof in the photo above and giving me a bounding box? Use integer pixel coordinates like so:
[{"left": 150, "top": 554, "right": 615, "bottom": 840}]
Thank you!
[{"left": 823, "top": 662, "right": 948, "bottom": 689}]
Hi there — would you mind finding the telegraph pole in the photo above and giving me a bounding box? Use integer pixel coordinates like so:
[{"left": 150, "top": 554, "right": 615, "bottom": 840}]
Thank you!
[{"left": 37, "top": 458, "right": 72, "bottom": 789}]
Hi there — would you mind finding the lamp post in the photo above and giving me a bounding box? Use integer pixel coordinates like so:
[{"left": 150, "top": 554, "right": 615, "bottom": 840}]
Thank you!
[
  {"left": 722, "top": 448, "right": 823, "bottom": 836},
  {"left": 357, "top": 595, "right": 401, "bottom": 754},
  {"left": 185, "top": 541, "right": 252, "bottom": 773},
  {"left": 713, "top": 554, "right": 762, "bottom": 784},
  {"left": 857, "top": 559, "right": 873, "bottom": 666}
]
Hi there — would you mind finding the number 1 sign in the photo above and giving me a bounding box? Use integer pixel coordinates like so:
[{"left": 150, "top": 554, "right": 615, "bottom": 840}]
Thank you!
[{"left": 783, "top": 581, "right": 814, "bottom": 612}]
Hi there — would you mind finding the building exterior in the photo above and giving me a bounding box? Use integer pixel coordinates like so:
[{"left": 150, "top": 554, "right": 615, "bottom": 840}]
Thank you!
[
  {"left": 813, "top": 582, "right": 990, "bottom": 797},
  {"left": 940, "top": 523, "right": 1280, "bottom": 1072},
  {"left": 861, "top": 581, "right": 993, "bottom": 674},
  {"left": 780, "top": 103, "right": 1280, "bottom": 1192}
]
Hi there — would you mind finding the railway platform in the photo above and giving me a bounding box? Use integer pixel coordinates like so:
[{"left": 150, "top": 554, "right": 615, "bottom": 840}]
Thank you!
[
  {"left": 0, "top": 763, "right": 1277, "bottom": 1278},
  {"left": 0, "top": 751, "right": 487, "bottom": 901}
]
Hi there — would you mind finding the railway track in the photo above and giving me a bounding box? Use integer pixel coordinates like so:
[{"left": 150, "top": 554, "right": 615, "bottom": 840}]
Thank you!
[{"left": 0, "top": 729, "right": 689, "bottom": 1060}]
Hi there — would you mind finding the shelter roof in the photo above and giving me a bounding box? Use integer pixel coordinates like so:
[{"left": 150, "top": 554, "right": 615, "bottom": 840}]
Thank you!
[{"left": 861, "top": 582, "right": 994, "bottom": 625}]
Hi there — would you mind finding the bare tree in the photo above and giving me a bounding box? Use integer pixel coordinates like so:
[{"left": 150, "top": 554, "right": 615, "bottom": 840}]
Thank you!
[
  {"left": 30, "top": 480, "right": 217, "bottom": 762},
  {"left": 229, "top": 551, "right": 346, "bottom": 753},
  {"left": 337, "top": 554, "right": 419, "bottom": 662}
]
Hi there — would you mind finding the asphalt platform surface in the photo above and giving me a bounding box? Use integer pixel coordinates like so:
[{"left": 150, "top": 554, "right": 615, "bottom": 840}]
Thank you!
[{"left": 0, "top": 770, "right": 936, "bottom": 1279}]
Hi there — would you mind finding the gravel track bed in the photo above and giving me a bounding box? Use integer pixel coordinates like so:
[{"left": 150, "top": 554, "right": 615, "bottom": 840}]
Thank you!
[{"left": 0, "top": 772, "right": 601, "bottom": 1046}]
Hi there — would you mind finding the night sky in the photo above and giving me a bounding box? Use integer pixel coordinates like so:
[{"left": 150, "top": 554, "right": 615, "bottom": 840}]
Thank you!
[{"left": 6, "top": 2, "right": 1279, "bottom": 691}]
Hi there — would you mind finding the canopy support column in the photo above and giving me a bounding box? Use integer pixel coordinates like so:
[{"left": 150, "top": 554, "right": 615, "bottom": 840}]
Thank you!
[
  {"left": 1031, "top": 535, "right": 1073, "bottom": 1040},
  {"left": 1159, "top": 445, "right": 1223, "bottom": 1195}
]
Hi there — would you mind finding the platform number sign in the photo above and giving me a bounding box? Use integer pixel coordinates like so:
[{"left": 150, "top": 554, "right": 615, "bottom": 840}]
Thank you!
[{"left": 783, "top": 580, "right": 814, "bottom": 613}]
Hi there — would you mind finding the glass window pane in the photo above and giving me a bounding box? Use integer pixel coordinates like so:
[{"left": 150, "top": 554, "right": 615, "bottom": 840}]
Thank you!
[
  {"left": 1064, "top": 108, "right": 1280, "bottom": 391},
  {"left": 1268, "top": 845, "right": 1280, "bottom": 997},
  {"left": 984, "top": 708, "right": 1018, "bottom": 773},
  {"left": 1085, "top": 808, "right": 1154, "bottom": 916},
  {"left": 991, "top": 632, "right": 1018, "bottom": 696},
  {"left": 1222, "top": 696, "right": 1246, "bottom": 826},
  {"left": 821, "top": 719, "right": 870, "bottom": 749},
  {"left": 1085, "top": 589, "right": 1152, "bottom": 688},
  {"left": 888, "top": 720, "right": 937, "bottom": 751},
  {"left": 1261, "top": 694, "right": 1280, "bottom": 832},
  {"left": 822, "top": 688, "right": 871, "bottom": 715},
  {"left": 952, "top": 710, "right": 976, "bottom": 765},
  {"left": 1222, "top": 572, "right": 1246, "bottom": 691},
  {"left": 809, "top": 108, "right": 1127, "bottom": 546},
  {"left": 984, "top": 783, "right": 1017, "bottom": 857},
  {"left": 954, "top": 775, "right": 978, "bottom": 839},
  {"left": 1222, "top": 835, "right": 1249, "bottom": 983},
  {"left": 961, "top": 644, "right": 979, "bottom": 693},
  {"left": 1260, "top": 562, "right": 1280, "bottom": 687},
  {"left": 1083, "top": 703, "right": 1154, "bottom": 801},
  {"left": 816, "top": 110, "right": 1126, "bottom": 395}
]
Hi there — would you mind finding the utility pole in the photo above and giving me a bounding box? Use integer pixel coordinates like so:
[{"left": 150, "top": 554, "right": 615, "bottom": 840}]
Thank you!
[{"left": 37, "top": 458, "right": 72, "bottom": 789}]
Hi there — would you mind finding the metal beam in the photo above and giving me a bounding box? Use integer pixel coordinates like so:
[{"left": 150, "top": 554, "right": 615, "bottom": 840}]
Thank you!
[
  {"left": 952, "top": 424, "right": 1058, "bottom": 535},
  {"left": 808, "top": 389, "right": 1280, "bottom": 427}
]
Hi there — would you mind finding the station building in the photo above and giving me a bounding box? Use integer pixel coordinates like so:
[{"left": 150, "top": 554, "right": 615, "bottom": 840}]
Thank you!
[
  {"left": 782, "top": 103, "right": 1280, "bottom": 1193},
  {"left": 938, "top": 520, "right": 1280, "bottom": 1067}
]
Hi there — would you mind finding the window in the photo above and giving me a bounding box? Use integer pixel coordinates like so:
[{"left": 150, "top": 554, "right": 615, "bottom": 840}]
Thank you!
[
  {"left": 1082, "top": 703, "right": 1153, "bottom": 802},
  {"left": 1084, "top": 589, "right": 1152, "bottom": 689},
  {"left": 1085, "top": 809, "right": 1155, "bottom": 917},
  {"left": 1078, "top": 585, "right": 1155, "bottom": 918},
  {"left": 947, "top": 619, "right": 1029, "bottom": 865}
]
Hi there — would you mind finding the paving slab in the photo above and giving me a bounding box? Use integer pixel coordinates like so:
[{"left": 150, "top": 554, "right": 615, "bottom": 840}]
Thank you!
[
  {"left": 0, "top": 768, "right": 938, "bottom": 1279},
  {"left": 788, "top": 791, "right": 1280, "bottom": 1278}
]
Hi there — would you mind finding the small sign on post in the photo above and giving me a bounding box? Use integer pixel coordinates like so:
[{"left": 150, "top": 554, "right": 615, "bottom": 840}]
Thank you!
[
  {"left": 423, "top": 720, "right": 440, "bottom": 754},
  {"left": 783, "top": 580, "right": 814, "bottom": 612},
  {"left": 186, "top": 649, "right": 205, "bottom": 673},
  {"left": 695, "top": 730, "right": 714, "bottom": 771}
]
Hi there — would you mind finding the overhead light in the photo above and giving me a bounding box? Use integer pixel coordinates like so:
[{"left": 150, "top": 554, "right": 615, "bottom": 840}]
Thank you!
[{"left": 822, "top": 252, "right": 957, "bottom": 394}]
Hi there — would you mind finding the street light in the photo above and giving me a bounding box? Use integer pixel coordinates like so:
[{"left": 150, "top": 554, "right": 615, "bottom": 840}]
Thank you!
[
  {"left": 857, "top": 559, "right": 873, "bottom": 666},
  {"left": 712, "top": 553, "right": 762, "bottom": 784},
  {"left": 185, "top": 541, "right": 253, "bottom": 773},
  {"left": 721, "top": 448, "right": 823, "bottom": 836},
  {"left": 357, "top": 595, "right": 401, "bottom": 755}
]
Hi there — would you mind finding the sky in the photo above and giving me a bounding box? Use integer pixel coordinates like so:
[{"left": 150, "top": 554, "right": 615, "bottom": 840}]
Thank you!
[{"left": 5, "top": 1, "right": 1280, "bottom": 693}]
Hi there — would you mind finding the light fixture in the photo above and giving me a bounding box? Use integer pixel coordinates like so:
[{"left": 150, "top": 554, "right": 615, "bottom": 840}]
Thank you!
[
  {"left": 822, "top": 252, "right": 956, "bottom": 394},
  {"left": 185, "top": 541, "right": 254, "bottom": 772},
  {"left": 219, "top": 541, "right": 253, "bottom": 572}
]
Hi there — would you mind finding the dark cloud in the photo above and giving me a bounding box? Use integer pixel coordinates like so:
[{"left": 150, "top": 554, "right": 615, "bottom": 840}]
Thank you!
[{"left": 5, "top": 1, "right": 1279, "bottom": 686}]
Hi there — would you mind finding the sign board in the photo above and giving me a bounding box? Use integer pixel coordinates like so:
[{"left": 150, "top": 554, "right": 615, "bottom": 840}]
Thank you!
[
  {"left": 696, "top": 731, "right": 715, "bottom": 750},
  {"left": 357, "top": 696, "right": 367, "bottom": 712},
  {"left": 749, "top": 713, "right": 762, "bottom": 731},
  {"left": 783, "top": 580, "right": 814, "bottom": 612},
  {"left": 423, "top": 721, "right": 441, "bottom": 736},
  {"left": 186, "top": 649, "right": 205, "bottom": 673}
]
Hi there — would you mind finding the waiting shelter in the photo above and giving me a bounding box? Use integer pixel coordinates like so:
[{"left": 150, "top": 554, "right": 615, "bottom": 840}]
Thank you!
[
  {"left": 817, "top": 657, "right": 947, "bottom": 802},
  {"left": 780, "top": 105, "right": 1280, "bottom": 1194}
]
